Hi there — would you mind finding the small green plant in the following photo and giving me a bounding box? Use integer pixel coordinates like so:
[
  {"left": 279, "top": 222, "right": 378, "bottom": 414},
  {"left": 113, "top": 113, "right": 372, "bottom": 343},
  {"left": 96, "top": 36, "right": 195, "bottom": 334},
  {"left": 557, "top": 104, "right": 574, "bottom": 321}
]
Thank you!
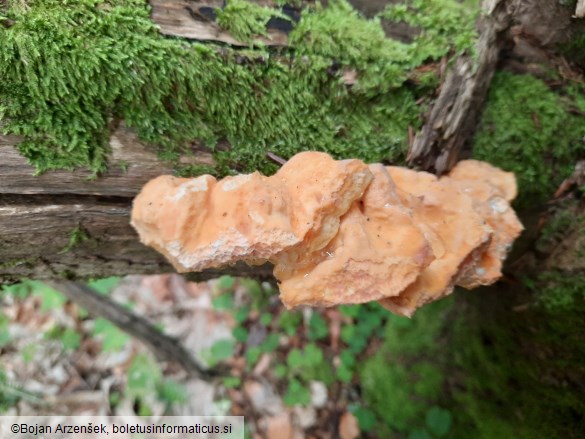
[
  {"left": 44, "top": 326, "right": 82, "bottom": 351},
  {"left": 126, "top": 353, "right": 187, "bottom": 413},
  {"left": 425, "top": 406, "right": 453, "bottom": 437},
  {"left": 88, "top": 277, "right": 120, "bottom": 295},
  {"left": 360, "top": 299, "right": 451, "bottom": 435},
  {"left": 283, "top": 378, "right": 311, "bottom": 406},
  {"left": 28, "top": 281, "right": 67, "bottom": 311},
  {"left": 59, "top": 226, "right": 90, "bottom": 254},
  {"left": 307, "top": 312, "right": 329, "bottom": 341},
  {"left": 205, "top": 339, "right": 236, "bottom": 367},
  {"left": 349, "top": 404, "right": 378, "bottom": 433},
  {"left": 212, "top": 293, "right": 235, "bottom": 311},
  {"left": 278, "top": 310, "right": 302, "bottom": 336},
  {"left": 0, "top": 369, "right": 21, "bottom": 412},
  {"left": 0, "top": 311, "right": 10, "bottom": 348},
  {"left": 92, "top": 317, "right": 131, "bottom": 352}
]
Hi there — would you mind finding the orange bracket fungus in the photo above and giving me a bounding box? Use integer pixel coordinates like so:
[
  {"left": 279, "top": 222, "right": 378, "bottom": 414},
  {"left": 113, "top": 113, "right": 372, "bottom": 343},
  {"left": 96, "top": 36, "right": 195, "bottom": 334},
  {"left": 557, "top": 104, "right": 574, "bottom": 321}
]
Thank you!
[{"left": 131, "top": 152, "right": 523, "bottom": 316}]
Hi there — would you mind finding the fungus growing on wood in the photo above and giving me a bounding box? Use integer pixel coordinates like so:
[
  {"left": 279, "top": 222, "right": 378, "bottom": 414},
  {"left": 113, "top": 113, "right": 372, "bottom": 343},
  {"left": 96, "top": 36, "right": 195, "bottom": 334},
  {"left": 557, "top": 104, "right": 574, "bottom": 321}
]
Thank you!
[
  {"left": 276, "top": 164, "right": 434, "bottom": 308},
  {"left": 131, "top": 152, "right": 372, "bottom": 272},
  {"left": 377, "top": 166, "right": 493, "bottom": 316},
  {"left": 131, "top": 152, "right": 523, "bottom": 316}
]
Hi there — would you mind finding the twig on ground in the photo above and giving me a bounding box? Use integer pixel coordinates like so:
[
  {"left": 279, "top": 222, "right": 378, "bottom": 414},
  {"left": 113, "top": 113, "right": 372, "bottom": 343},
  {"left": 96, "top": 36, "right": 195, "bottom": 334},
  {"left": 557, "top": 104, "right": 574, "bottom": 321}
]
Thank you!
[{"left": 47, "top": 280, "right": 218, "bottom": 381}]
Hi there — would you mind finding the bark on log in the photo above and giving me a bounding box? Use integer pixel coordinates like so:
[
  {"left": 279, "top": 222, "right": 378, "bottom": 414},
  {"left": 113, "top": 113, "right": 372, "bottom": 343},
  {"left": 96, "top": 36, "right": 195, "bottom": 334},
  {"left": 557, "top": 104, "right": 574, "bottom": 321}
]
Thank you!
[
  {"left": 150, "top": 0, "right": 291, "bottom": 46},
  {"left": 408, "top": 0, "right": 585, "bottom": 174},
  {"left": 407, "top": 1, "right": 510, "bottom": 174},
  {"left": 0, "top": 126, "right": 274, "bottom": 282}
]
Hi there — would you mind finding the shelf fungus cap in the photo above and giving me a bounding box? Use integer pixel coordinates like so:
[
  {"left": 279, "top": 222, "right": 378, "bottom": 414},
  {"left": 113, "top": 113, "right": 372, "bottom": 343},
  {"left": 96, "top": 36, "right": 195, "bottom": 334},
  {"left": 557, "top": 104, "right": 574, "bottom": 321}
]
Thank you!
[
  {"left": 276, "top": 164, "right": 434, "bottom": 309},
  {"left": 448, "top": 159, "right": 517, "bottom": 202},
  {"left": 272, "top": 152, "right": 373, "bottom": 275},
  {"left": 131, "top": 152, "right": 523, "bottom": 316},
  {"left": 131, "top": 152, "right": 372, "bottom": 273},
  {"left": 131, "top": 173, "right": 299, "bottom": 271},
  {"left": 379, "top": 167, "right": 492, "bottom": 317},
  {"left": 447, "top": 160, "right": 524, "bottom": 288}
]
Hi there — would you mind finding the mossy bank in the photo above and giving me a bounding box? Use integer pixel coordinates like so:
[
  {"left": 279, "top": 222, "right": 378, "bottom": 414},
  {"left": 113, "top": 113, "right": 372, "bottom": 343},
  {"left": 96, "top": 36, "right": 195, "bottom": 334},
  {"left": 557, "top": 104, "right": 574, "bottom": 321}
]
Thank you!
[
  {"left": 473, "top": 71, "right": 585, "bottom": 207},
  {"left": 0, "top": 0, "right": 476, "bottom": 176}
]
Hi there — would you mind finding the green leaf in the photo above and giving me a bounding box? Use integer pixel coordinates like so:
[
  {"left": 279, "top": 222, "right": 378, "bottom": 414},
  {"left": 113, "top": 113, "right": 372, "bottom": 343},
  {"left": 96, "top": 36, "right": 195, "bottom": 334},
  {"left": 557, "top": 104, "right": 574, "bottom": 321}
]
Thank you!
[
  {"left": 21, "top": 343, "right": 37, "bottom": 363},
  {"left": 425, "top": 406, "right": 452, "bottom": 437},
  {"left": 283, "top": 379, "right": 311, "bottom": 406},
  {"left": 212, "top": 293, "right": 234, "bottom": 310},
  {"left": 210, "top": 339, "right": 236, "bottom": 364},
  {"left": 223, "top": 376, "right": 242, "bottom": 389},
  {"left": 60, "top": 328, "right": 81, "bottom": 351},
  {"left": 217, "top": 275, "right": 235, "bottom": 291},
  {"left": 340, "top": 325, "right": 356, "bottom": 343},
  {"left": 88, "top": 277, "right": 120, "bottom": 295},
  {"left": 304, "top": 343, "right": 324, "bottom": 366},
  {"left": 0, "top": 312, "right": 10, "bottom": 348},
  {"left": 278, "top": 311, "right": 302, "bottom": 336},
  {"left": 260, "top": 312, "right": 272, "bottom": 326},
  {"left": 1, "top": 282, "right": 31, "bottom": 299},
  {"left": 273, "top": 364, "right": 287, "bottom": 379},
  {"left": 349, "top": 405, "right": 377, "bottom": 433},
  {"left": 408, "top": 429, "right": 432, "bottom": 439},
  {"left": 259, "top": 333, "right": 280, "bottom": 353},
  {"left": 336, "top": 363, "right": 353, "bottom": 383},
  {"left": 339, "top": 305, "right": 360, "bottom": 318},
  {"left": 340, "top": 349, "right": 356, "bottom": 368},
  {"left": 308, "top": 312, "right": 329, "bottom": 341},
  {"left": 31, "top": 282, "right": 66, "bottom": 311},
  {"left": 93, "top": 317, "right": 131, "bottom": 352},
  {"left": 127, "top": 354, "right": 161, "bottom": 397},
  {"left": 232, "top": 326, "right": 249, "bottom": 343},
  {"left": 158, "top": 379, "right": 188, "bottom": 404},
  {"left": 245, "top": 346, "right": 262, "bottom": 366},
  {"left": 232, "top": 306, "right": 250, "bottom": 324},
  {"left": 287, "top": 348, "right": 304, "bottom": 369},
  {"left": 348, "top": 334, "right": 367, "bottom": 354}
]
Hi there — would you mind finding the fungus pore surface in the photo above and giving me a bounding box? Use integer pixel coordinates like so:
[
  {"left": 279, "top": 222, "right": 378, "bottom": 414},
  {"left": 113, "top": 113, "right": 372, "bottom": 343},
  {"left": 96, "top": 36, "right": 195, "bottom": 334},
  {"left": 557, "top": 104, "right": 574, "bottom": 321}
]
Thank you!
[{"left": 131, "top": 153, "right": 523, "bottom": 315}]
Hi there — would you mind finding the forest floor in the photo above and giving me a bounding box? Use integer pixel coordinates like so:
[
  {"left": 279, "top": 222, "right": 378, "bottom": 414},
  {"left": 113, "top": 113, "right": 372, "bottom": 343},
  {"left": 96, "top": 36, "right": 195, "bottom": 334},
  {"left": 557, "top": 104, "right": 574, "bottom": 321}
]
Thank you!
[{"left": 0, "top": 275, "right": 398, "bottom": 439}]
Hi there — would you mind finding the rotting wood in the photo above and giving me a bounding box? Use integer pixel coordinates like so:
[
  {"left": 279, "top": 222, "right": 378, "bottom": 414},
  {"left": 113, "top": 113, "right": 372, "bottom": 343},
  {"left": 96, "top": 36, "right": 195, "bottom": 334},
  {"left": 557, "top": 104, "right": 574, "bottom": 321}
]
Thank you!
[
  {"left": 0, "top": 126, "right": 213, "bottom": 197},
  {"left": 0, "top": 196, "right": 274, "bottom": 282},
  {"left": 408, "top": 0, "right": 585, "bottom": 174},
  {"left": 150, "top": 0, "right": 293, "bottom": 46},
  {"left": 577, "top": 0, "right": 585, "bottom": 18},
  {"left": 407, "top": 0, "right": 510, "bottom": 174}
]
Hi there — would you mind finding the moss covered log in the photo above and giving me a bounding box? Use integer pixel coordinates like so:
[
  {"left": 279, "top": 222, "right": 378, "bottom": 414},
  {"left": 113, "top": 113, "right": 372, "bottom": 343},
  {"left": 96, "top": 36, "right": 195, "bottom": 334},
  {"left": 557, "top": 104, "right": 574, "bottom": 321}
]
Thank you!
[{"left": 0, "top": 0, "right": 476, "bottom": 176}]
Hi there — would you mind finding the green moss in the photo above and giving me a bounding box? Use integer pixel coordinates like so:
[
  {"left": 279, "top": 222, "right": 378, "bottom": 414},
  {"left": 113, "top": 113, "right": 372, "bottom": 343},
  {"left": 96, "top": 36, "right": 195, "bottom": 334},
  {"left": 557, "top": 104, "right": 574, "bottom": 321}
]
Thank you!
[
  {"left": 58, "top": 225, "right": 91, "bottom": 254},
  {"left": 381, "top": 0, "right": 478, "bottom": 65},
  {"left": 560, "top": 33, "right": 585, "bottom": 67},
  {"left": 360, "top": 299, "right": 452, "bottom": 436},
  {"left": 216, "top": 0, "right": 288, "bottom": 43},
  {"left": 289, "top": 0, "right": 412, "bottom": 94},
  {"left": 451, "top": 288, "right": 585, "bottom": 439},
  {"left": 360, "top": 286, "right": 585, "bottom": 438},
  {"left": 0, "top": 0, "right": 477, "bottom": 175},
  {"left": 473, "top": 72, "right": 585, "bottom": 206},
  {"left": 535, "top": 271, "right": 585, "bottom": 311}
]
